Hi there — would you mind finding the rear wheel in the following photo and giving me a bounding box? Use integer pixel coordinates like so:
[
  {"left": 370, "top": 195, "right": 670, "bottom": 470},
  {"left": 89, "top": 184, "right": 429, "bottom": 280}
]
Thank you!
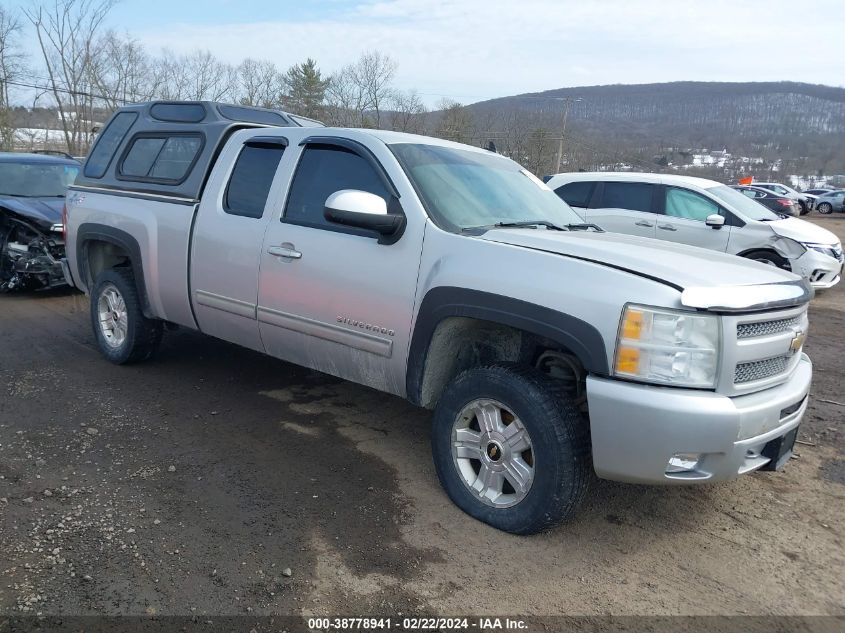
[
  {"left": 90, "top": 268, "right": 162, "bottom": 364},
  {"left": 817, "top": 202, "right": 833, "bottom": 214},
  {"left": 742, "top": 250, "right": 790, "bottom": 270},
  {"left": 431, "top": 364, "right": 591, "bottom": 534}
]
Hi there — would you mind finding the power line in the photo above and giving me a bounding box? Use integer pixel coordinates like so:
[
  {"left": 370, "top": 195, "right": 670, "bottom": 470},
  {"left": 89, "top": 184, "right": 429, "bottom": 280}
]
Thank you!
[{"left": 3, "top": 78, "right": 130, "bottom": 104}]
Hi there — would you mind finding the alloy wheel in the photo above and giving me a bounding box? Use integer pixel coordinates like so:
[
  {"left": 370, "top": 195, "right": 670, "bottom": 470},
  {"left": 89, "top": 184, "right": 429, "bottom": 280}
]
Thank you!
[
  {"left": 451, "top": 399, "right": 535, "bottom": 508},
  {"left": 97, "top": 283, "right": 128, "bottom": 349}
]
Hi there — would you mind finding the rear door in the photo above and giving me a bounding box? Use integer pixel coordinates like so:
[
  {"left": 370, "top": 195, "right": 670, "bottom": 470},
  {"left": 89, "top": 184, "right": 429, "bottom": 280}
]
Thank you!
[
  {"left": 655, "top": 186, "right": 731, "bottom": 251},
  {"left": 189, "top": 134, "right": 287, "bottom": 351},
  {"left": 585, "top": 181, "right": 658, "bottom": 238}
]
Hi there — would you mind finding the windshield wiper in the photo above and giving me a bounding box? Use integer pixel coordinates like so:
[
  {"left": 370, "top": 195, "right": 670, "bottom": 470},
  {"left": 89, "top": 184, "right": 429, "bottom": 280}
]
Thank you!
[
  {"left": 563, "top": 223, "right": 604, "bottom": 232},
  {"left": 461, "top": 220, "right": 574, "bottom": 234},
  {"left": 493, "top": 220, "right": 568, "bottom": 231}
]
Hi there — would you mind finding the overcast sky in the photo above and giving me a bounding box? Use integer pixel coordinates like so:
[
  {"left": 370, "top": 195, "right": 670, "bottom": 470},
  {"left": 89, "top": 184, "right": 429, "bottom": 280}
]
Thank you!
[{"left": 16, "top": 0, "right": 845, "bottom": 105}]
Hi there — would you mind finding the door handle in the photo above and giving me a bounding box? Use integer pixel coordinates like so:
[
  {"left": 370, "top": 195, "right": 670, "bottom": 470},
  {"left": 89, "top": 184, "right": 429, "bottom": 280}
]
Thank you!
[
  {"left": 634, "top": 221, "right": 653, "bottom": 227},
  {"left": 657, "top": 224, "right": 677, "bottom": 231},
  {"left": 268, "top": 245, "right": 302, "bottom": 259}
]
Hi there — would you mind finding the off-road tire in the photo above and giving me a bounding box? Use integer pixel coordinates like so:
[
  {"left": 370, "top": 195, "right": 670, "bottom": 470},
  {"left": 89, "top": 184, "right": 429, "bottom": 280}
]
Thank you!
[
  {"left": 90, "top": 267, "right": 162, "bottom": 364},
  {"left": 432, "top": 363, "right": 591, "bottom": 534}
]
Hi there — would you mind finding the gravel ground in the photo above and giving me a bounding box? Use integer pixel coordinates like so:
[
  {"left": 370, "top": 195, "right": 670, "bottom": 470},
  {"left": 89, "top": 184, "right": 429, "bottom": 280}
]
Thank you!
[{"left": 0, "top": 216, "right": 843, "bottom": 621}]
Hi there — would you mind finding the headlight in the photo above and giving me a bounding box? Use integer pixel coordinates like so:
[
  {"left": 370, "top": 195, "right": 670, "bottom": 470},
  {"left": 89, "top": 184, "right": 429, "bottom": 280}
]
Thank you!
[
  {"left": 803, "top": 242, "right": 841, "bottom": 259},
  {"left": 614, "top": 305, "right": 720, "bottom": 388}
]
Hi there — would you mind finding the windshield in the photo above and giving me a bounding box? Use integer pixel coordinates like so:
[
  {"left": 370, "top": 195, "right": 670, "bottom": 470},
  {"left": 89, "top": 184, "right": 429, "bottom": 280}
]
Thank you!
[
  {"left": 390, "top": 143, "right": 583, "bottom": 232},
  {"left": 0, "top": 161, "right": 79, "bottom": 197},
  {"left": 708, "top": 185, "right": 780, "bottom": 221}
]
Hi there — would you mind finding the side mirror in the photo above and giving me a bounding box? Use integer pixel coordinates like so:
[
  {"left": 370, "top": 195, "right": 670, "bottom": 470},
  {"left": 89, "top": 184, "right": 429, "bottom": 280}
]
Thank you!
[
  {"left": 324, "top": 189, "right": 405, "bottom": 242},
  {"left": 705, "top": 214, "right": 725, "bottom": 229}
]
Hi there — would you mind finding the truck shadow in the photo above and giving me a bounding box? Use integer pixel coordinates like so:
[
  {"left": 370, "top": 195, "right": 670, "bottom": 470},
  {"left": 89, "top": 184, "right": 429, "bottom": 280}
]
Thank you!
[{"left": 152, "top": 328, "right": 737, "bottom": 546}]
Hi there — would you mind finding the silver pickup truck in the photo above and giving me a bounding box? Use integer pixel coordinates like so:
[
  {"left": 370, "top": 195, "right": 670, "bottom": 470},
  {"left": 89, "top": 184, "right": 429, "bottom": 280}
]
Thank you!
[{"left": 63, "top": 101, "right": 813, "bottom": 534}]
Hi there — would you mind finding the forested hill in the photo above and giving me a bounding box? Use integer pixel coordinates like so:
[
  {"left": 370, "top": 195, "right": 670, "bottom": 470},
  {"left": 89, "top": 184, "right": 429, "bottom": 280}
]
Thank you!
[
  {"left": 472, "top": 82, "right": 845, "bottom": 137},
  {"left": 465, "top": 81, "right": 845, "bottom": 174}
]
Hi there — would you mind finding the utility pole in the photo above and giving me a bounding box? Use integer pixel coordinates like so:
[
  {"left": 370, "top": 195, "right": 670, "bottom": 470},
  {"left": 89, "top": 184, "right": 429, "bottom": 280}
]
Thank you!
[{"left": 554, "top": 97, "right": 581, "bottom": 173}]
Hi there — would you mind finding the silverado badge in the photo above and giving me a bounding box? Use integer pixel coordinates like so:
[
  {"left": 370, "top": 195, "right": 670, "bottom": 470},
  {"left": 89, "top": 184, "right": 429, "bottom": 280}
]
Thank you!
[{"left": 789, "top": 331, "right": 806, "bottom": 354}]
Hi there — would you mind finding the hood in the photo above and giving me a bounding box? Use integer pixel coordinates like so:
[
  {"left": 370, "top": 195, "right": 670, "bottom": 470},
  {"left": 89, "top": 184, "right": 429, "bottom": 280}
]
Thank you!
[
  {"left": 478, "top": 228, "right": 800, "bottom": 291},
  {"left": 769, "top": 216, "right": 839, "bottom": 245},
  {"left": 0, "top": 196, "right": 64, "bottom": 230}
]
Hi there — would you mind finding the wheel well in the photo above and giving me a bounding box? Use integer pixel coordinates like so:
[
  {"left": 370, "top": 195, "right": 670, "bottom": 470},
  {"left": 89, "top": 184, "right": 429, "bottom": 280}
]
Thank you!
[
  {"left": 418, "top": 317, "right": 586, "bottom": 410},
  {"left": 737, "top": 248, "right": 791, "bottom": 270},
  {"left": 80, "top": 236, "right": 152, "bottom": 316},
  {"left": 82, "top": 239, "right": 131, "bottom": 288}
]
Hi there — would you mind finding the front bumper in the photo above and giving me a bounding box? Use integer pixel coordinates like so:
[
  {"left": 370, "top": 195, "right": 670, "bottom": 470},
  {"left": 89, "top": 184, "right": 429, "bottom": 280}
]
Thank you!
[
  {"left": 587, "top": 354, "right": 812, "bottom": 484},
  {"left": 791, "top": 248, "right": 842, "bottom": 289}
]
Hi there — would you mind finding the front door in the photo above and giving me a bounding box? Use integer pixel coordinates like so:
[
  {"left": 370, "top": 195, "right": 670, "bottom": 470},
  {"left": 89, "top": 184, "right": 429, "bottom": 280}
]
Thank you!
[
  {"left": 656, "top": 186, "right": 731, "bottom": 251},
  {"left": 256, "top": 140, "right": 424, "bottom": 396}
]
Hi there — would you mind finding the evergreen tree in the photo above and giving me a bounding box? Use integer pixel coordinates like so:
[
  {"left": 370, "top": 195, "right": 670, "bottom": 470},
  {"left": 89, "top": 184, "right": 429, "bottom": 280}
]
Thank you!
[{"left": 284, "top": 58, "right": 329, "bottom": 120}]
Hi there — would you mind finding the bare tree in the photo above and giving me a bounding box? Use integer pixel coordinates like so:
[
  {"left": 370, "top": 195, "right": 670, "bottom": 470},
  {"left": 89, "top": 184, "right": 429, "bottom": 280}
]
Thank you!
[
  {"left": 24, "top": 0, "right": 117, "bottom": 154},
  {"left": 389, "top": 89, "right": 427, "bottom": 133},
  {"left": 324, "top": 67, "right": 365, "bottom": 126},
  {"left": 325, "top": 51, "right": 397, "bottom": 128},
  {"left": 236, "top": 58, "right": 282, "bottom": 108},
  {"left": 90, "top": 30, "right": 157, "bottom": 109},
  {"left": 0, "top": 5, "right": 27, "bottom": 149},
  {"left": 147, "top": 49, "right": 235, "bottom": 102},
  {"left": 181, "top": 50, "right": 235, "bottom": 102},
  {"left": 350, "top": 51, "right": 395, "bottom": 127},
  {"left": 434, "top": 98, "right": 473, "bottom": 143}
]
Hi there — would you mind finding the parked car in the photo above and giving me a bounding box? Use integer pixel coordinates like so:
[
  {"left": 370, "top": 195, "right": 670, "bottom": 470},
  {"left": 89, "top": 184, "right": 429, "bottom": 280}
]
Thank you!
[
  {"left": 0, "top": 152, "right": 80, "bottom": 291},
  {"left": 64, "top": 101, "right": 814, "bottom": 534},
  {"left": 814, "top": 190, "right": 845, "bottom": 214},
  {"left": 730, "top": 184, "right": 801, "bottom": 215},
  {"left": 800, "top": 188, "right": 833, "bottom": 210},
  {"left": 750, "top": 182, "right": 810, "bottom": 215},
  {"left": 546, "top": 172, "right": 843, "bottom": 289}
]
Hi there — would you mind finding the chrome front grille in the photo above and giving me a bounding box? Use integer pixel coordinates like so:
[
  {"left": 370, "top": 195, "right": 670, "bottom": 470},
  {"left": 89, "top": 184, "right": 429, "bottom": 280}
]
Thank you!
[
  {"left": 736, "top": 316, "right": 802, "bottom": 339},
  {"left": 719, "top": 305, "right": 809, "bottom": 394},
  {"left": 735, "top": 355, "right": 790, "bottom": 383}
]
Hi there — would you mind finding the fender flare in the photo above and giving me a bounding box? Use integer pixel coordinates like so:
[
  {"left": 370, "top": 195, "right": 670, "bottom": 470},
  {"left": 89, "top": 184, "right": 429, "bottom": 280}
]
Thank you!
[
  {"left": 76, "top": 223, "right": 151, "bottom": 316},
  {"left": 406, "top": 286, "right": 610, "bottom": 405}
]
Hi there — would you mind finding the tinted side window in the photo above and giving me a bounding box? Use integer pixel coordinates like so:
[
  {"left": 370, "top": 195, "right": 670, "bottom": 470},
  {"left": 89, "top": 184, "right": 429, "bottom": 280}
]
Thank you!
[
  {"left": 598, "top": 182, "right": 654, "bottom": 213},
  {"left": 119, "top": 135, "right": 202, "bottom": 183},
  {"left": 284, "top": 146, "right": 390, "bottom": 230},
  {"left": 224, "top": 145, "right": 285, "bottom": 219},
  {"left": 83, "top": 112, "right": 137, "bottom": 179},
  {"left": 555, "top": 181, "right": 595, "bottom": 207},
  {"left": 121, "top": 138, "right": 165, "bottom": 176},
  {"left": 664, "top": 187, "right": 720, "bottom": 221}
]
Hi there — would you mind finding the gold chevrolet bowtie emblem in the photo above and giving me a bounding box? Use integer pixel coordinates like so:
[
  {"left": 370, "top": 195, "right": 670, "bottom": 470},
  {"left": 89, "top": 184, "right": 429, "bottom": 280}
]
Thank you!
[{"left": 789, "top": 331, "right": 806, "bottom": 354}]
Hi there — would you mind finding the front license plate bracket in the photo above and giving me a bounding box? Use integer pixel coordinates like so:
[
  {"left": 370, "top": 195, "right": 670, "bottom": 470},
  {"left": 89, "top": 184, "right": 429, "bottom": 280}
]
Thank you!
[{"left": 760, "top": 426, "right": 799, "bottom": 471}]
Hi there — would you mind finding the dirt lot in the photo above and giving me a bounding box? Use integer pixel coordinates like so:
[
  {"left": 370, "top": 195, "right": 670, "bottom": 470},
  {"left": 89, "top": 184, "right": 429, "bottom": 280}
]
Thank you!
[{"left": 1, "top": 216, "right": 843, "bottom": 622}]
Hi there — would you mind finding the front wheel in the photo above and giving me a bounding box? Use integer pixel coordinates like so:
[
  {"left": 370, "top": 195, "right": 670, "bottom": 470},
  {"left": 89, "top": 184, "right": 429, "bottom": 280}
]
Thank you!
[
  {"left": 90, "top": 268, "right": 162, "bottom": 364},
  {"left": 743, "top": 250, "right": 791, "bottom": 270},
  {"left": 431, "top": 364, "right": 591, "bottom": 534},
  {"left": 817, "top": 202, "right": 833, "bottom": 214}
]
